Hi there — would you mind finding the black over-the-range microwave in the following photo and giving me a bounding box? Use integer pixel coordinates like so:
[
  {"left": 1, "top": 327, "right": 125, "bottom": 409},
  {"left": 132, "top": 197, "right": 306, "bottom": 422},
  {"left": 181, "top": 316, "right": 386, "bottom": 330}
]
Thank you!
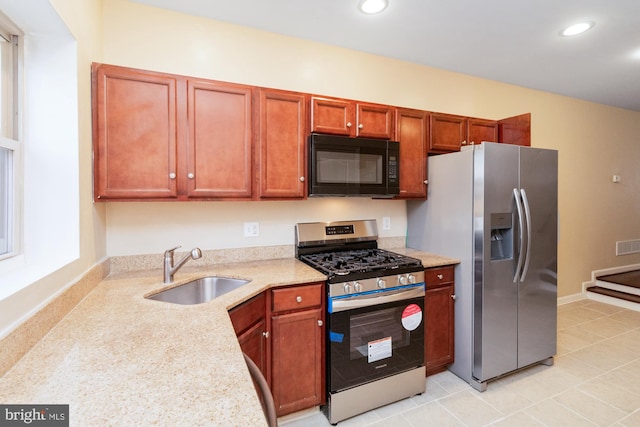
[{"left": 307, "top": 133, "right": 400, "bottom": 198}]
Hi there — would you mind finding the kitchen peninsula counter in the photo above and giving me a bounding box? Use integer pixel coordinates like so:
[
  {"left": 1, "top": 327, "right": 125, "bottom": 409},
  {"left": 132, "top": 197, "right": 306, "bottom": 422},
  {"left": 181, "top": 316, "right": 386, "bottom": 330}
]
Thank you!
[{"left": 0, "top": 251, "right": 458, "bottom": 426}]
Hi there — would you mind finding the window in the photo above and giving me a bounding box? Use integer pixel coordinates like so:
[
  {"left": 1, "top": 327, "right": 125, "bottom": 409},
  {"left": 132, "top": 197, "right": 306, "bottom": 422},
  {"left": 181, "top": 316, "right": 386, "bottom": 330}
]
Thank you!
[{"left": 0, "top": 20, "right": 19, "bottom": 259}]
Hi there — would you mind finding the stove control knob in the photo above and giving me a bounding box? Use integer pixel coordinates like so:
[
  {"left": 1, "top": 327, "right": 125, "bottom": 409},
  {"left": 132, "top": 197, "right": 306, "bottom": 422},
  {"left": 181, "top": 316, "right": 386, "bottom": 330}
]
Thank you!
[
  {"left": 353, "top": 281, "right": 362, "bottom": 292},
  {"left": 399, "top": 275, "right": 408, "bottom": 286},
  {"left": 377, "top": 278, "right": 386, "bottom": 289},
  {"left": 343, "top": 283, "right": 352, "bottom": 294},
  {"left": 407, "top": 274, "right": 416, "bottom": 284}
]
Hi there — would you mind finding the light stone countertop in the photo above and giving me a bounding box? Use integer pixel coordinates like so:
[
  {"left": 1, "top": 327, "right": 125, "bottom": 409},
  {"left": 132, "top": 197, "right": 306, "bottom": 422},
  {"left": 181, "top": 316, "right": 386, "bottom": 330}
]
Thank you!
[{"left": 0, "top": 252, "right": 457, "bottom": 426}]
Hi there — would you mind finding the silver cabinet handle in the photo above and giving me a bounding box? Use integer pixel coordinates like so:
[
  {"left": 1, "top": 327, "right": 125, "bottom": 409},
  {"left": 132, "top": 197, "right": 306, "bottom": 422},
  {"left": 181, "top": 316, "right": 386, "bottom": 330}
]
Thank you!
[
  {"left": 187, "top": 173, "right": 194, "bottom": 179},
  {"left": 317, "top": 320, "right": 323, "bottom": 327},
  {"left": 424, "top": 180, "right": 428, "bottom": 185},
  {"left": 437, "top": 274, "right": 444, "bottom": 280},
  {"left": 299, "top": 176, "right": 305, "bottom": 182},
  {"left": 296, "top": 296, "right": 302, "bottom": 303},
  {"left": 461, "top": 140, "right": 467, "bottom": 145},
  {"left": 358, "top": 123, "right": 364, "bottom": 129},
  {"left": 262, "top": 331, "right": 269, "bottom": 338},
  {"left": 346, "top": 122, "right": 352, "bottom": 128},
  {"left": 451, "top": 294, "right": 456, "bottom": 300},
  {"left": 169, "top": 173, "right": 176, "bottom": 179}
]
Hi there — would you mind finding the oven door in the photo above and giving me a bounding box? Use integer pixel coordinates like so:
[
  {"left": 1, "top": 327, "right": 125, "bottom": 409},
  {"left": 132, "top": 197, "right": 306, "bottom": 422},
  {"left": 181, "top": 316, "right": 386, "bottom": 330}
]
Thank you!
[{"left": 327, "top": 288, "right": 425, "bottom": 393}]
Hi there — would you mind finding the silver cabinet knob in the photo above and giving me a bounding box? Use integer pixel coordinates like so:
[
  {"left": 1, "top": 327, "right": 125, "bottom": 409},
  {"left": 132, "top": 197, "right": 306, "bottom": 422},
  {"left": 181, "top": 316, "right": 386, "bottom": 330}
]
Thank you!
[
  {"left": 451, "top": 294, "right": 457, "bottom": 300},
  {"left": 461, "top": 140, "right": 468, "bottom": 146},
  {"left": 169, "top": 173, "right": 176, "bottom": 179},
  {"left": 358, "top": 123, "right": 364, "bottom": 129},
  {"left": 317, "top": 320, "right": 323, "bottom": 327},
  {"left": 299, "top": 176, "right": 305, "bottom": 182},
  {"left": 296, "top": 296, "right": 302, "bottom": 303},
  {"left": 437, "top": 274, "right": 444, "bottom": 280},
  {"left": 424, "top": 180, "right": 429, "bottom": 185},
  {"left": 187, "top": 173, "right": 194, "bottom": 179},
  {"left": 262, "top": 331, "right": 270, "bottom": 338}
]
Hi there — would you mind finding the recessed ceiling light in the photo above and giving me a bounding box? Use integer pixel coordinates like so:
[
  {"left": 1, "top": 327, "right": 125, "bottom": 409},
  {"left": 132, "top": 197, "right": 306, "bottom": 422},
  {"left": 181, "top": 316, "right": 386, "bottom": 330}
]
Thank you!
[
  {"left": 560, "top": 22, "right": 595, "bottom": 37},
  {"left": 359, "top": 0, "right": 388, "bottom": 15}
]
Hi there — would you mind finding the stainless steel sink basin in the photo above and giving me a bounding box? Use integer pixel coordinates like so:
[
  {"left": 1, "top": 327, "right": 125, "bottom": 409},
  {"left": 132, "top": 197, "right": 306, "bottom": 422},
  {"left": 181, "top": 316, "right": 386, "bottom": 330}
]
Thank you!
[{"left": 146, "top": 276, "right": 251, "bottom": 305}]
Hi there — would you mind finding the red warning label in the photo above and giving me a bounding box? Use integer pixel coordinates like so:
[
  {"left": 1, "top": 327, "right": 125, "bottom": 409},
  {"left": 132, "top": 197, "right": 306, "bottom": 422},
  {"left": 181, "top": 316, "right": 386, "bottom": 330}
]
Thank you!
[{"left": 401, "top": 304, "right": 422, "bottom": 331}]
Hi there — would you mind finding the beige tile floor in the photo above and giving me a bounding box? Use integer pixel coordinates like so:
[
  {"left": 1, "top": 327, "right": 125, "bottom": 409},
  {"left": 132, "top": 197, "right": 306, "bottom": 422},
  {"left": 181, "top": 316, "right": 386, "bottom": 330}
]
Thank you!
[{"left": 280, "top": 300, "right": 640, "bottom": 426}]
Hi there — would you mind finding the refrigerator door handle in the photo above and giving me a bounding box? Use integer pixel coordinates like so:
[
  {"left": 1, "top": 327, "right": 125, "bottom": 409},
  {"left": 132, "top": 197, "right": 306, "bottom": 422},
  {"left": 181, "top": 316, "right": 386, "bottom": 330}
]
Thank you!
[
  {"left": 520, "top": 189, "right": 532, "bottom": 281},
  {"left": 513, "top": 188, "right": 526, "bottom": 283}
]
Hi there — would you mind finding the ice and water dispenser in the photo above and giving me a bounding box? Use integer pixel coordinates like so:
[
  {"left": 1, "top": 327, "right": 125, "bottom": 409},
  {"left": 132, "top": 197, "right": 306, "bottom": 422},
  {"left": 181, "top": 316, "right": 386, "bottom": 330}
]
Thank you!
[{"left": 490, "top": 213, "right": 513, "bottom": 260}]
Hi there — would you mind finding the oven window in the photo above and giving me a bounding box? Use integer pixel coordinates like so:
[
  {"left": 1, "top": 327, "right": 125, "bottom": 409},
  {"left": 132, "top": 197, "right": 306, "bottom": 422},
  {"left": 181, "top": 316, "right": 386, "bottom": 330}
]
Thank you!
[
  {"left": 349, "top": 307, "right": 409, "bottom": 360},
  {"left": 316, "top": 150, "right": 383, "bottom": 184}
]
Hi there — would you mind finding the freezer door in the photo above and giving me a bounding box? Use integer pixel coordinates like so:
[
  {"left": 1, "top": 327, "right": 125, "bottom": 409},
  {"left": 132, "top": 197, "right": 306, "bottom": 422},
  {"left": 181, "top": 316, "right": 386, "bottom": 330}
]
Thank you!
[
  {"left": 473, "top": 143, "right": 520, "bottom": 381},
  {"left": 517, "top": 147, "right": 558, "bottom": 367}
]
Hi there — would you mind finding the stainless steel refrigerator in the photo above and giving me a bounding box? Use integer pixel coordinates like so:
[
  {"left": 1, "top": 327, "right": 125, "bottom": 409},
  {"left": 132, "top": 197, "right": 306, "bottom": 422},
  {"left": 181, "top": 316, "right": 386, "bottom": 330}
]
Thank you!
[{"left": 407, "top": 142, "right": 558, "bottom": 391}]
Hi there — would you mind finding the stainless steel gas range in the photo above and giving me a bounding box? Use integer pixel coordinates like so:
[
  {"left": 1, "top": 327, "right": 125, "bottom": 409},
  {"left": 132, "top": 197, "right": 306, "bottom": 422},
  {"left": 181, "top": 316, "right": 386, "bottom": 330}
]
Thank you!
[{"left": 295, "top": 219, "right": 426, "bottom": 424}]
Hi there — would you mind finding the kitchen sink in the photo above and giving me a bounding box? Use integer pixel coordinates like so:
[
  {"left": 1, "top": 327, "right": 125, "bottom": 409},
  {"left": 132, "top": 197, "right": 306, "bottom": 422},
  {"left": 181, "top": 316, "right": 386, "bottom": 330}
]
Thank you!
[{"left": 145, "top": 276, "right": 251, "bottom": 305}]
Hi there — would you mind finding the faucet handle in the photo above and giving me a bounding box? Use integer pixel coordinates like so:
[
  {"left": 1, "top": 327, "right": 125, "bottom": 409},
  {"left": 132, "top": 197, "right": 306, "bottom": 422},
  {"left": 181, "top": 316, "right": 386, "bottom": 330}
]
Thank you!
[{"left": 164, "top": 245, "right": 181, "bottom": 256}]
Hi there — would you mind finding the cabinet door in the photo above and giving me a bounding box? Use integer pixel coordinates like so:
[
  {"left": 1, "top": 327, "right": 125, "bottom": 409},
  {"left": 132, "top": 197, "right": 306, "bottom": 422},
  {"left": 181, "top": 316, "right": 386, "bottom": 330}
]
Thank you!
[
  {"left": 92, "top": 64, "right": 179, "bottom": 200},
  {"left": 237, "top": 318, "right": 268, "bottom": 379},
  {"left": 429, "top": 112, "right": 467, "bottom": 153},
  {"left": 425, "top": 283, "right": 455, "bottom": 375},
  {"left": 467, "top": 118, "right": 498, "bottom": 146},
  {"left": 356, "top": 103, "right": 394, "bottom": 139},
  {"left": 395, "top": 108, "right": 428, "bottom": 199},
  {"left": 498, "top": 113, "right": 531, "bottom": 146},
  {"left": 257, "top": 89, "right": 308, "bottom": 199},
  {"left": 186, "top": 79, "right": 253, "bottom": 199},
  {"left": 271, "top": 308, "right": 325, "bottom": 416},
  {"left": 310, "top": 96, "right": 354, "bottom": 136}
]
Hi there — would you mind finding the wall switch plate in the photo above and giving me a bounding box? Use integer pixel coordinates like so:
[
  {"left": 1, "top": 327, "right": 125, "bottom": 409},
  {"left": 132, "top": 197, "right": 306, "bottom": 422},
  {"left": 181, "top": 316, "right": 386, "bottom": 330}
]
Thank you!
[
  {"left": 243, "top": 222, "right": 259, "bottom": 237},
  {"left": 382, "top": 216, "right": 391, "bottom": 230}
]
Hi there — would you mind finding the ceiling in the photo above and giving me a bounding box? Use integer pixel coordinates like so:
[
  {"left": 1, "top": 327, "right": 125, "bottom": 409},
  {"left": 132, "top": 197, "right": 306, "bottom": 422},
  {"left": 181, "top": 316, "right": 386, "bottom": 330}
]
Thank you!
[{"left": 132, "top": 0, "right": 640, "bottom": 111}]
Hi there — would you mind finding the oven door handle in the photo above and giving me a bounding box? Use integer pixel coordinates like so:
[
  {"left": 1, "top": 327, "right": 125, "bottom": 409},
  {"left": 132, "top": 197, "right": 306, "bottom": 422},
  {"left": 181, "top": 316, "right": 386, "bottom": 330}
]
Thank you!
[{"left": 329, "top": 285, "right": 425, "bottom": 313}]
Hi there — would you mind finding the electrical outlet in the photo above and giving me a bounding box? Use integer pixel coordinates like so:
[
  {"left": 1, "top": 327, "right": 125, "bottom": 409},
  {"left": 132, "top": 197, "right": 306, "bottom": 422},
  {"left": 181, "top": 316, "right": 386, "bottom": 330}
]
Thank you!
[
  {"left": 243, "top": 222, "right": 259, "bottom": 237},
  {"left": 382, "top": 216, "right": 391, "bottom": 231}
]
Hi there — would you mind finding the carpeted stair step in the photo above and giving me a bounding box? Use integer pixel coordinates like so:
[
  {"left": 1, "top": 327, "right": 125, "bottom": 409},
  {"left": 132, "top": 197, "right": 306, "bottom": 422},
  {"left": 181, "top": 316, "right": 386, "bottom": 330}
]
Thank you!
[{"left": 586, "top": 286, "right": 640, "bottom": 304}]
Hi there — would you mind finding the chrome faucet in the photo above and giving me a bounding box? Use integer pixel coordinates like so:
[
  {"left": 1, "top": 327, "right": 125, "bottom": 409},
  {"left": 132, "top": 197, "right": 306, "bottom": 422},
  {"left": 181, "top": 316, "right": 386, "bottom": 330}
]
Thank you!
[{"left": 163, "top": 246, "right": 203, "bottom": 283}]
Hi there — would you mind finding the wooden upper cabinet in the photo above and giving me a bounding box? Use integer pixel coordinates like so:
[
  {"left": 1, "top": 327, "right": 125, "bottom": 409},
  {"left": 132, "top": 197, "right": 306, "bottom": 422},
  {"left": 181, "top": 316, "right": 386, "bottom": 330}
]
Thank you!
[
  {"left": 257, "top": 89, "right": 308, "bottom": 199},
  {"left": 311, "top": 96, "right": 393, "bottom": 139},
  {"left": 467, "top": 118, "right": 498, "bottom": 146},
  {"left": 498, "top": 113, "right": 531, "bottom": 146},
  {"left": 186, "top": 80, "right": 253, "bottom": 199},
  {"left": 395, "top": 108, "right": 428, "bottom": 199},
  {"left": 356, "top": 102, "right": 394, "bottom": 139},
  {"left": 92, "top": 63, "right": 180, "bottom": 200},
  {"left": 310, "top": 97, "right": 354, "bottom": 136},
  {"left": 429, "top": 112, "right": 467, "bottom": 153}
]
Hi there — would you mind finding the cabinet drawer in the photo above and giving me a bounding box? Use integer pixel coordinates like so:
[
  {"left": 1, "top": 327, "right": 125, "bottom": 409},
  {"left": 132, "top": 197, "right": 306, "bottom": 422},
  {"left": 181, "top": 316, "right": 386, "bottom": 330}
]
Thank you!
[
  {"left": 425, "top": 266, "right": 454, "bottom": 287},
  {"left": 229, "top": 292, "right": 266, "bottom": 335},
  {"left": 272, "top": 283, "right": 323, "bottom": 313}
]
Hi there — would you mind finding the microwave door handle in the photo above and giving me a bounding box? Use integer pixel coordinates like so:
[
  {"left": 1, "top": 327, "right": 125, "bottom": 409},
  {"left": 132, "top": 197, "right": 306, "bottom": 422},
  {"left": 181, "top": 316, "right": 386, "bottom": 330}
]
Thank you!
[
  {"left": 330, "top": 286, "right": 424, "bottom": 313},
  {"left": 520, "top": 189, "right": 532, "bottom": 282},
  {"left": 513, "top": 188, "right": 526, "bottom": 283}
]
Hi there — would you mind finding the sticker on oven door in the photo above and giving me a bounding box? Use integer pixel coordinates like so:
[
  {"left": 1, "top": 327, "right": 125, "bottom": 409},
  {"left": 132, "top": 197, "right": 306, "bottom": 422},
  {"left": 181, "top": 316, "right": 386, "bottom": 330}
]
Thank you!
[
  {"left": 368, "top": 337, "right": 392, "bottom": 363},
  {"left": 401, "top": 304, "right": 423, "bottom": 331}
]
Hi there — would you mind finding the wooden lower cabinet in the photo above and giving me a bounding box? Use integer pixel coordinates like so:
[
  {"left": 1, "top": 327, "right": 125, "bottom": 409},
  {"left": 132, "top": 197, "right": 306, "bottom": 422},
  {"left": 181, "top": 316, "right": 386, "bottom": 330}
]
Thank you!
[
  {"left": 271, "top": 307, "right": 325, "bottom": 416},
  {"left": 229, "top": 282, "right": 326, "bottom": 418},
  {"left": 424, "top": 265, "right": 455, "bottom": 376},
  {"left": 229, "top": 293, "right": 269, "bottom": 380},
  {"left": 270, "top": 282, "right": 325, "bottom": 417}
]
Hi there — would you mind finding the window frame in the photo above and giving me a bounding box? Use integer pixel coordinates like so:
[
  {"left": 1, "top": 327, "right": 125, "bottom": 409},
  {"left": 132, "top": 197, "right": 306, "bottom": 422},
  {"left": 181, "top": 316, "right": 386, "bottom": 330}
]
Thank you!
[{"left": 0, "top": 17, "right": 21, "bottom": 262}]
